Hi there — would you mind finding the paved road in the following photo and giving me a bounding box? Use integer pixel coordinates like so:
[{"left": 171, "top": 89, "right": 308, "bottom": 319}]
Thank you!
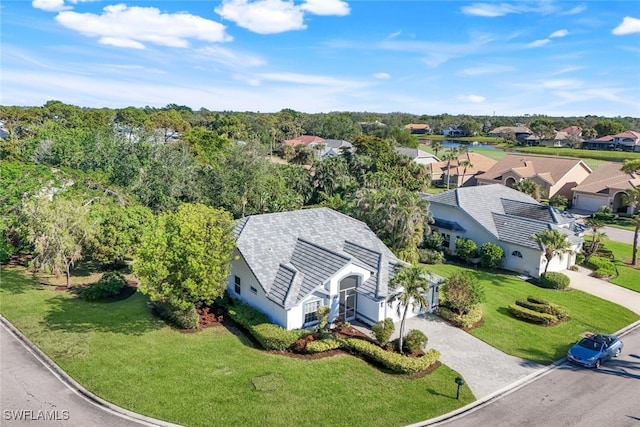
[
  {"left": 0, "top": 319, "right": 174, "bottom": 427},
  {"left": 427, "top": 322, "right": 640, "bottom": 427},
  {"left": 602, "top": 226, "right": 636, "bottom": 246}
]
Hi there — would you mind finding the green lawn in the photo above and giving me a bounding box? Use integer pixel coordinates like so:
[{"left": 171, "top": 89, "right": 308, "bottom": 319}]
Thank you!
[
  {"left": 424, "top": 264, "right": 639, "bottom": 364},
  {"left": 0, "top": 268, "right": 474, "bottom": 427},
  {"left": 601, "top": 240, "right": 640, "bottom": 293}
]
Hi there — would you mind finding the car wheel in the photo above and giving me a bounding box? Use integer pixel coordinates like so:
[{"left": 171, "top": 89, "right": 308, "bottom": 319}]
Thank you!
[
  {"left": 615, "top": 348, "right": 621, "bottom": 357},
  {"left": 594, "top": 359, "right": 601, "bottom": 369}
]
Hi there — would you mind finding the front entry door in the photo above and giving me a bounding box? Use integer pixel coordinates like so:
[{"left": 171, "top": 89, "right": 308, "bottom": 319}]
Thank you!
[{"left": 339, "top": 288, "right": 356, "bottom": 321}]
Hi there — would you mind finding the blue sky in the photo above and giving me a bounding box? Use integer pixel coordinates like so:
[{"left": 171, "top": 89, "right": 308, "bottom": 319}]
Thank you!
[{"left": 2, "top": 1, "right": 639, "bottom": 116}]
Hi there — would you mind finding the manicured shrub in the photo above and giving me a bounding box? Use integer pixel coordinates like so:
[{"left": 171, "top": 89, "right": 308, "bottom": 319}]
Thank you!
[
  {"left": 151, "top": 301, "right": 199, "bottom": 329},
  {"left": 403, "top": 329, "right": 428, "bottom": 354},
  {"left": 575, "top": 253, "right": 585, "bottom": 265},
  {"left": 423, "top": 232, "right": 444, "bottom": 250},
  {"left": 317, "top": 305, "right": 330, "bottom": 330},
  {"left": 508, "top": 304, "right": 558, "bottom": 325},
  {"left": 586, "top": 256, "right": 616, "bottom": 278},
  {"left": 479, "top": 242, "right": 504, "bottom": 269},
  {"left": 436, "top": 305, "right": 482, "bottom": 329},
  {"left": 439, "top": 271, "right": 484, "bottom": 315},
  {"left": 592, "top": 206, "right": 617, "bottom": 222},
  {"left": 454, "top": 237, "right": 478, "bottom": 263},
  {"left": 515, "top": 298, "right": 568, "bottom": 320},
  {"left": 526, "top": 295, "right": 550, "bottom": 305},
  {"left": 539, "top": 272, "right": 570, "bottom": 290},
  {"left": 81, "top": 271, "right": 127, "bottom": 301},
  {"left": 418, "top": 248, "right": 445, "bottom": 264},
  {"left": 343, "top": 338, "right": 440, "bottom": 374},
  {"left": 371, "top": 318, "right": 395, "bottom": 345},
  {"left": 305, "top": 337, "right": 342, "bottom": 353},
  {"left": 568, "top": 265, "right": 578, "bottom": 271}
]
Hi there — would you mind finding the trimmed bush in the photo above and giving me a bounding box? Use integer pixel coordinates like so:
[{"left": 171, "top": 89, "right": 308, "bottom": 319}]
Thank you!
[
  {"left": 436, "top": 305, "right": 482, "bottom": 329},
  {"left": 151, "top": 301, "right": 199, "bottom": 329},
  {"left": 515, "top": 298, "right": 568, "bottom": 320},
  {"left": 479, "top": 242, "right": 504, "bottom": 269},
  {"left": 423, "top": 232, "right": 444, "bottom": 249},
  {"left": 404, "top": 329, "right": 428, "bottom": 354},
  {"left": 575, "top": 253, "right": 585, "bottom": 265},
  {"left": 587, "top": 256, "right": 616, "bottom": 278},
  {"left": 81, "top": 271, "right": 127, "bottom": 301},
  {"left": 343, "top": 338, "right": 440, "bottom": 374},
  {"left": 371, "top": 318, "right": 395, "bottom": 345},
  {"left": 539, "top": 272, "right": 570, "bottom": 290},
  {"left": 306, "top": 337, "right": 342, "bottom": 354},
  {"left": 527, "top": 295, "right": 550, "bottom": 305},
  {"left": 227, "top": 300, "right": 305, "bottom": 350},
  {"left": 418, "top": 248, "right": 445, "bottom": 264},
  {"left": 508, "top": 304, "right": 558, "bottom": 325}
]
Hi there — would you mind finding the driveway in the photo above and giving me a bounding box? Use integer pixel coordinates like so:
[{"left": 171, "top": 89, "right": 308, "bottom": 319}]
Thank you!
[{"left": 564, "top": 266, "right": 640, "bottom": 315}]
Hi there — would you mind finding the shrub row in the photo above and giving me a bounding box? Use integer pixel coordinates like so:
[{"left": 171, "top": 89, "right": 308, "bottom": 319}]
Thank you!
[
  {"left": 515, "top": 297, "right": 568, "bottom": 320},
  {"left": 436, "top": 306, "right": 482, "bottom": 329},
  {"left": 226, "top": 301, "right": 305, "bottom": 351},
  {"left": 342, "top": 338, "right": 440, "bottom": 374},
  {"left": 509, "top": 296, "right": 568, "bottom": 325},
  {"left": 587, "top": 256, "right": 616, "bottom": 278},
  {"left": 508, "top": 304, "right": 558, "bottom": 325},
  {"left": 151, "top": 301, "right": 199, "bottom": 329},
  {"left": 305, "top": 337, "right": 342, "bottom": 354},
  {"left": 538, "top": 272, "right": 570, "bottom": 290}
]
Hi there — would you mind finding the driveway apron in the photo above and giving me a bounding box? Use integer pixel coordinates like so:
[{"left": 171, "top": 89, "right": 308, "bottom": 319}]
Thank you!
[{"left": 564, "top": 267, "right": 640, "bottom": 315}]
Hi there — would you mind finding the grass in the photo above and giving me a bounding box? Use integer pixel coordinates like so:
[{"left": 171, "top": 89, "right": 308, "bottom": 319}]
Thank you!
[
  {"left": 603, "top": 218, "right": 636, "bottom": 232},
  {"left": 423, "top": 264, "right": 639, "bottom": 364},
  {"left": 600, "top": 240, "right": 640, "bottom": 293},
  {"left": 501, "top": 146, "right": 640, "bottom": 164},
  {"left": 0, "top": 267, "right": 474, "bottom": 427}
]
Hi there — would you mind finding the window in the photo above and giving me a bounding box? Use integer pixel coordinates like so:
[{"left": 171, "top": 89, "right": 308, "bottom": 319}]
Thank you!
[
  {"left": 250, "top": 286, "right": 257, "bottom": 295},
  {"left": 303, "top": 300, "right": 320, "bottom": 324},
  {"left": 442, "top": 233, "right": 451, "bottom": 248},
  {"left": 234, "top": 276, "right": 241, "bottom": 295},
  {"left": 512, "top": 250, "right": 523, "bottom": 258}
]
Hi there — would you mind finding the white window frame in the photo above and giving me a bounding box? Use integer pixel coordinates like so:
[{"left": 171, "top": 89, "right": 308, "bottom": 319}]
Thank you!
[{"left": 303, "top": 300, "right": 320, "bottom": 325}]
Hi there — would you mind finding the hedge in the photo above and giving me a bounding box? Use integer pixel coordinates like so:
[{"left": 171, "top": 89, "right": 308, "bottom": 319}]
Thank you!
[
  {"left": 151, "top": 301, "right": 199, "bottom": 329},
  {"left": 436, "top": 306, "right": 482, "bottom": 329},
  {"left": 508, "top": 304, "right": 558, "bottom": 325},
  {"left": 343, "top": 338, "right": 440, "bottom": 374},
  {"left": 538, "top": 272, "right": 570, "bottom": 290},
  {"left": 305, "top": 338, "right": 343, "bottom": 354},
  {"left": 227, "top": 300, "right": 305, "bottom": 350},
  {"left": 587, "top": 256, "right": 616, "bottom": 278},
  {"left": 515, "top": 298, "right": 568, "bottom": 320}
]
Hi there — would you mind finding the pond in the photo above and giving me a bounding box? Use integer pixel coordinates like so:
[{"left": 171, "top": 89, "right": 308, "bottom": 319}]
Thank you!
[{"left": 424, "top": 139, "right": 501, "bottom": 151}]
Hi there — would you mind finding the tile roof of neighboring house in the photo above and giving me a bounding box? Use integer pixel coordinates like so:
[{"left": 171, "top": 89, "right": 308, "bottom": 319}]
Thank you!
[
  {"left": 476, "top": 154, "right": 591, "bottom": 185},
  {"left": 489, "top": 126, "right": 532, "bottom": 134},
  {"left": 613, "top": 131, "right": 640, "bottom": 140},
  {"left": 395, "top": 147, "right": 440, "bottom": 161},
  {"left": 423, "top": 184, "right": 580, "bottom": 250},
  {"left": 572, "top": 162, "right": 640, "bottom": 194},
  {"left": 234, "top": 208, "right": 402, "bottom": 308},
  {"left": 404, "top": 123, "right": 431, "bottom": 130},
  {"left": 283, "top": 135, "right": 325, "bottom": 146},
  {"left": 430, "top": 152, "right": 498, "bottom": 175}
]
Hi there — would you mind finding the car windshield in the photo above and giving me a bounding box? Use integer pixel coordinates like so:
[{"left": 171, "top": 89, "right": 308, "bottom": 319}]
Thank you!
[{"left": 577, "top": 338, "right": 602, "bottom": 351}]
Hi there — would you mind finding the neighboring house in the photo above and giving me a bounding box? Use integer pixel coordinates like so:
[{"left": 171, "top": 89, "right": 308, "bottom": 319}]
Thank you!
[
  {"left": 582, "top": 131, "right": 640, "bottom": 152},
  {"left": 475, "top": 154, "right": 592, "bottom": 199},
  {"left": 442, "top": 125, "right": 464, "bottom": 137},
  {"left": 571, "top": 162, "right": 640, "bottom": 214},
  {"left": 314, "top": 139, "right": 354, "bottom": 158},
  {"left": 394, "top": 147, "right": 440, "bottom": 165},
  {"left": 228, "top": 208, "right": 442, "bottom": 330},
  {"left": 422, "top": 185, "right": 584, "bottom": 278},
  {"left": 283, "top": 135, "right": 325, "bottom": 147},
  {"left": 582, "top": 135, "right": 616, "bottom": 151},
  {"left": 430, "top": 152, "right": 497, "bottom": 187},
  {"left": 525, "top": 130, "right": 582, "bottom": 148},
  {"left": 404, "top": 123, "right": 431, "bottom": 134},
  {"left": 488, "top": 126, "right": 532, "bottom": 142}
]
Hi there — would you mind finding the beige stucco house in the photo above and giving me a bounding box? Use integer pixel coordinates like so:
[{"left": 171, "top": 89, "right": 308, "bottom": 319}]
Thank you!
[{"left": 571, "top": 162, "right": 640, "bottom": 214}]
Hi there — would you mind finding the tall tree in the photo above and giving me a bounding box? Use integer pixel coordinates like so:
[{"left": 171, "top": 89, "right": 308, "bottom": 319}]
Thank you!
[
  {"left": 441, "top": 148, "right": 459, "bottom": 190},
  {"left": 23, "top": 196, "right": 95, "bottom": 288},
  {"left": 583, "top": 216, "right": 606, "bottom": 262},
  {"left": 389, "top": 265, "right": 431, "bottom": 354},
  {"left": 530, "top": 228, "right": 573, "bottom": 275},
  {"left": 134, "top": 203, "right": 236, "bottom": 311},
  {"left": 513, "top": 179, "right": 543, "bottom": 201},
  {"left": 621, "top": 160, "right": 640, "bottom": 265}
]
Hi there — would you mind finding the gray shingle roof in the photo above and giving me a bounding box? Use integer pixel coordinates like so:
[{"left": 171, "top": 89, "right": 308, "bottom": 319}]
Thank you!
[{"left": 235, "top": 208, "right": 402, "bottom": 308}]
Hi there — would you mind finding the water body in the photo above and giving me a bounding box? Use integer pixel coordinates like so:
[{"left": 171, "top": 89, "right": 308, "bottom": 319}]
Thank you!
[{"left": 424, "top": 139, "right": 500, "bottom": 151}]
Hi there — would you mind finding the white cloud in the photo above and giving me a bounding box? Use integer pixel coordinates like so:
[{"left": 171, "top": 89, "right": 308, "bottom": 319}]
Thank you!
[
  {"left": 613, "top": 16, "right": 640, "bottom": 35},
  {"left": 527, "top": 39, "right": 550, "bottom": 47},
  {"left": 461, "top": 2, "right": 582, "bottom": 17},
  {"left": 257, "top": 72, "right": 363, "bottom": 88},
  {"left": 550, "top": 29, "right": 568, "bottom": 38},
  {"left": 55, "top": 4, "right": 232, "bottom": 49},
  {"left": 32, "top": 0, "right": 70, "bottom": 12},
  {"left": 300, "top": 0, "right": 350, "bottom": 16},
  {"left": 458, "top": 94, "right": 486, "bottom": 103},
  {"left": 461, "top": 3, "right": 519, "bottom": 17},
  {"left": 460, "top": 64, "right": 514, "bottom": 76},
  {"left": 373, "top": 72, "right": 390, "bottom": 79},
  {"left": 215, "top": 0, "right": 349, "bottom": 35},
  {"left": 561, "top": 5, "right": 587, "bottom": 16}
]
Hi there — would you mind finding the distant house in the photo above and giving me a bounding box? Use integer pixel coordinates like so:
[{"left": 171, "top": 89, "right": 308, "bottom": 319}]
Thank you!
[
  {"left": 430, "top": 152, "right": 497, "bottom": 187},
  {"left": 489, "top": 126, "right": 532, "bottom": 142},
  {"left": 442, "top": 125, "right": 464, "bottom": 137},
  {"left": 582, "top": 135, "right": 617, "bottom": 151},
  {"left": 228, "top": 208, "right": 442, "bottom": 330},
  {"left": 283, "top": 135, "right": 325, "bottom": 147},
  {"left": 423, "top": 185, "right": 583, "bottom": 278},
  {"left": 314, "top": 139, "right": 354, "bottom": 158},
  {"left": 524, "top": 130, "right": 582, "bottom": 148},
  {"left": 582, "top": 131, "right": 640, "bottom": 152},
  {"left": 404, "top": 123, "right": 431, "bottom": 134},
  {"left": 475, "top": 154, "right": 592, "bottom": 199},
  {"left": 571, "top": 162, "right": 640, "bottom": 214},
  {"left": 394, "top": 147, "right": 440, "bottom": 165}
]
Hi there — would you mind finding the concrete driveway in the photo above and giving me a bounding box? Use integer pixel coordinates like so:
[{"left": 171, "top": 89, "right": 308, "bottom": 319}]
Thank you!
[{"left": 564, "top": 266, "right": 640, "bottom": 315}]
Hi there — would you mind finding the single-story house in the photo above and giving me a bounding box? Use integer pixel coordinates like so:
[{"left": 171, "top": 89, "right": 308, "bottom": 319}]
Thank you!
[
  {"left": 488, "top": 126, "right": 532, "bottom": 142},
  {"left": 524, "top": 130, "right": 582, "bottom": 148},
  {"left": 429, "top": 152, "right": 497, "bottom": 187},
  {"left": 283, "top": 135, "right": 325, "bottom": 147},
  {"left": 582, "top": 131, "right": 640, "bottom": 152},
  {"left": 475, "top": 154, "right": 592, "bottom": 199},
  {"left": 404, "top": 123, "right": 431, "bottom": 134},
  {"left": 422, "top": 184, "right": 584, "bottom": 278},
  {"left": 314, "top": 139, "right": 354, "bottom": 158},
  {"left": 571, "top": 162, "right": 640, "bottom": 214},
  {"left": 228, "top": 208, "right": 442, "bottom": 330},
  {"left": 394, "top": 147, "right": 440, "bottom": 165},
  {"left": 442, "top": 125, "right": 464, "bottom": 137}
]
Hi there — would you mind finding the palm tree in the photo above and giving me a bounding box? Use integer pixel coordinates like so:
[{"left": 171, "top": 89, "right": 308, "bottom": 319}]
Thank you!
[
  {"left": 431, "top": 140, "right": 442, "bottom": 158},
  {"left": 583, "top": 217, "right": 606, "bottom": 262},
  {"left": 621, "top": 187, "right": 640, "bottom": 266},
  {"left": 513, "top": 179, "right": 543, "bottom": 201},
  {"left": 389, "top": 265, "right": 431, "bottom": 354},
  {"left": 441, "top": 148, "right": 459, "bottom": 190},
  {"left": 530, "top": 228, "right": 573, "bottom": 275}
]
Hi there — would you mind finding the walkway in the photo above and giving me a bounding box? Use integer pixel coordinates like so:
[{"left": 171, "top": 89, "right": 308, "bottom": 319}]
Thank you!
[{"left": 564, "top": 266, "right": 640, "bottom": 315}]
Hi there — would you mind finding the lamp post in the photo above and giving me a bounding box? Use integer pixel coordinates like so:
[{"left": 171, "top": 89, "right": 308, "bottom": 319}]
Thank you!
[{"left": 455, "top": 377, "right": 465, "bottom": 400}]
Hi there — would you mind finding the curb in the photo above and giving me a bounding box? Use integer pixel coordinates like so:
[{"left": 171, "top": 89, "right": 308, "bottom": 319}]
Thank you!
[
  {"left": 410, "top": 319, "right": 640, "bottom": 427},
  {"left": 0, "top": 315, "right": 182, "bottom": 427}
]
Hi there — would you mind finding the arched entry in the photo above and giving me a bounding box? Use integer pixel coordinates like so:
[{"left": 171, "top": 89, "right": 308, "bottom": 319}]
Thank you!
[
  {"left": 338, "top": 275, "right": 358, "bottom": 321},
  {"left": 505, "top": 177, "right": 516, "bottom": 188},
  {"left": 612, "top": 191, "right": 628, "bottom": 213}
]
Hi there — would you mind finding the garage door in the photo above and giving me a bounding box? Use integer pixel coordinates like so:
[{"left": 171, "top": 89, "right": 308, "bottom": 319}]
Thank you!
[{"left": 574, "top": 194, "right": 607, "bottom": 212}]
